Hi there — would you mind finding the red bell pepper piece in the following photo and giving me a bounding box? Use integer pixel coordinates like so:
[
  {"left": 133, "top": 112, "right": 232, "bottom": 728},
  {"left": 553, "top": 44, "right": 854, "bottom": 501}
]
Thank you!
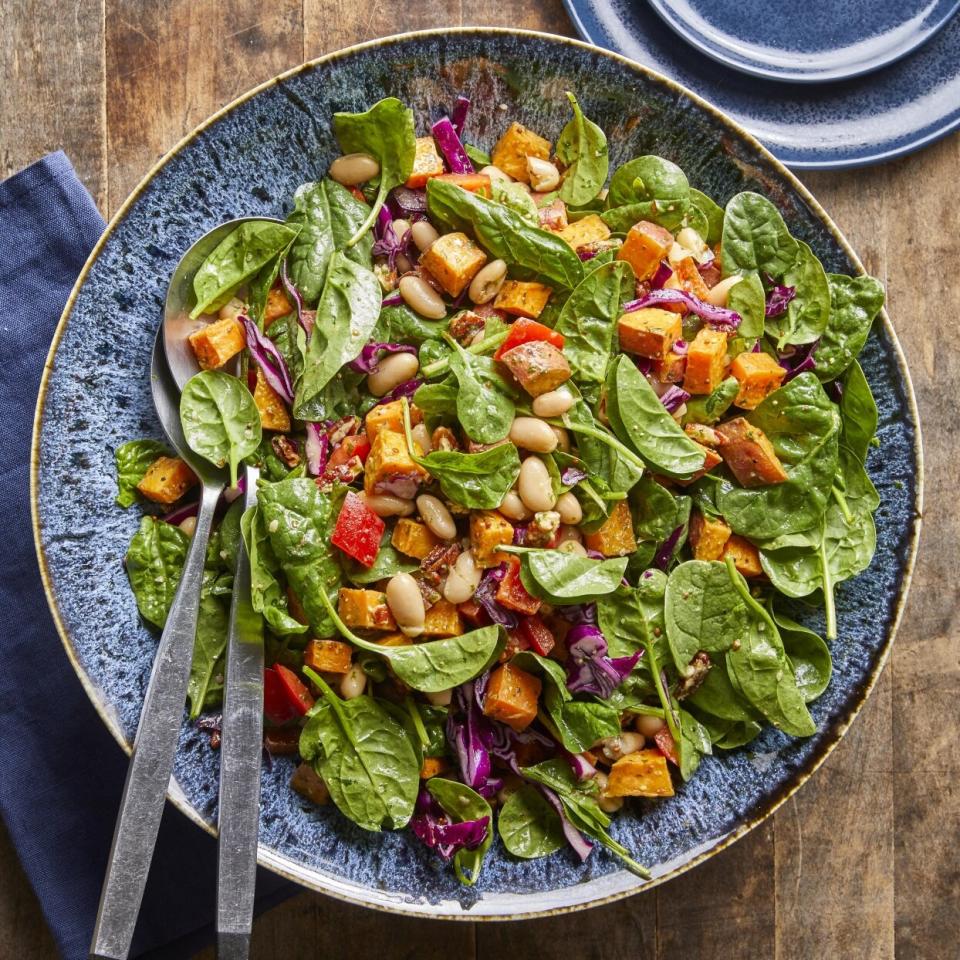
[
  {"left": 501, "top": 628, "right": 531, "bottom": 661},
  {"left": 654, "top": 726, "right": 679, "bottom": 767},
  {"left": 331, "top": 490, "right": 384, "bottom": 568},
  {"left": 519, "top": 614, "right": 555, "bottom": 657},
  {"left": 329, "top": 434, "right": 371, "bottom": 468},
  {"left": 263, "top": 664, "right": 314, "bottom": 724},
  {"left": 494, "top": 318, "right": 565, "bottom": 361},
  {"left": 495, "top": 556, "right": 542, "bottom": 615}
]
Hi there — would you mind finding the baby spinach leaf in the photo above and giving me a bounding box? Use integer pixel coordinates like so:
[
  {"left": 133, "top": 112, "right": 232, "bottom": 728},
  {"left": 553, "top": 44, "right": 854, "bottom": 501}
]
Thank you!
[
  {"left": 505, "top": 546, "right": 628, "bottom": 604},
  {"left": 677, "top": 708, "right": 712, "bottom": 781},
  {"left": 556, "top": 92, "right": 609, "bottom": 207},
  {"left": 445, "top": 336, "right": 517, "bottom": 443},
  {"left": 691, "top": 711, "right": 763, "bottom": 750},
  {"left": 681, "top": 376, "right": 738, "bottom": 426},
  {"left": 285, "top": 179, "right": 374, "bottom": 304},
  {"left": 465, "top": 143, "right": 491, "bottom": 168},
  {"left": 373, "top": 303, "right": 448, "bottom": 345},
  {"left": 603, "top": 155, "right": 690, "bottom": 232},
  {"left": 332, "top": 97, "right": 417, "bottom": 247},
  {"left": 771, "top": 607, "right": 832, "bottom": 702},
  {"left": 125, "top": 517, "right": 188, "bottom": 628},
  {"left": 596, "top": 574, "right": 668, "bottom": 661},
  {"left": 299, "top": 675, "right": 419, "bottom": 831},
  {"left": 606, "top": 355, "right": 706, "bottom": 479},
  {"left": 553, "top": 261, "right": 633, "bottom": 405},
  {"left": 629, "top": 476, "right": 692, "bottom": 569},
  {"left": 721, "top": 192, "right": 798, "bottom": 279},
  {"left": 426, "top": 779, "right": 493, "bottom": 885},
  {"left": 687, "top": 661, "right": 760, "bottom": 722},
  {"left": 491, "top": 179, "right": 539, "bottom": 225},
  {"left": 688, "top": 188, "right": 724, "bottom": 245},
  {"left": 294, "top": 252, "right": 381, "bottom": 418},
  {"left": 816, "top": 274, "right": 885, "bottom": 381},
  {"left": 726, "top": 271, "right": 766, "bottom": 342},
  {"left": 341, "top": 528, "right": 418, "bottom": 585},
  {"left": 114, "top": 439, "right": 171, "bottom": 508},
  {"left": 839, "top": 360, "right": 877, "bottom": 463},
  {"left": 498, "top": 784, "right": 566, "bottom": 859},
  {"left": 412, "top": 380, "right": 459, "bottom": 418},
  {"left": 767, "top": 241, "right": 830, "bottom": 349},
  {"left": 190, "top": 220, "right": 300, "bottom": 319},
  {"left": 179, "top": 370, "right": 261, "bottom": 487},
  {"left": 186, "top": 579, "right": 230, "bottom": 718},
  {"left": 426, "top": 178, "right": 583, "bottom": 290}
]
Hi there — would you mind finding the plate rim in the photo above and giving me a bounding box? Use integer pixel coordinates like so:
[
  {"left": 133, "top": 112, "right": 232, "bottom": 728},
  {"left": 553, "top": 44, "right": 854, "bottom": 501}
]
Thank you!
[{"left": 29, "top": 25, "right": 924, "bottom": 919}]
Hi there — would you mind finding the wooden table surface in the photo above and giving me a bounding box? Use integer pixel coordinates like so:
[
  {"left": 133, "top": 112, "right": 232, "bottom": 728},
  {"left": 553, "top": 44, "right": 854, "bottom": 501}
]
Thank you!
[{"left": 2, "top": 2, "right": 956, "bottom": 958}]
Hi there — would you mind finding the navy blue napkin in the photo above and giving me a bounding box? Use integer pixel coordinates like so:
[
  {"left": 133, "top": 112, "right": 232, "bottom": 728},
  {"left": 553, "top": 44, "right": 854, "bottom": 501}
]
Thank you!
[{"left": 0, "top": 153, "right": 293, "bottom": 960}]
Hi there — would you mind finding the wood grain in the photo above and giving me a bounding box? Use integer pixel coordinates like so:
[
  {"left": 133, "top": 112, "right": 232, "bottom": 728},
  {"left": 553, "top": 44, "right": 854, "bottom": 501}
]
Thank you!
[{"left": 2, "top": 1, "right": 958, "bottom": 958}]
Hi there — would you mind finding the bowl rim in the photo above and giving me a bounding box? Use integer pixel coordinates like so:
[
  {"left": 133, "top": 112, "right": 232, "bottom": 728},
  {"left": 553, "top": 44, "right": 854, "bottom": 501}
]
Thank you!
[{"left": 29, "top": 25, "right": 924, "bottom": 920}]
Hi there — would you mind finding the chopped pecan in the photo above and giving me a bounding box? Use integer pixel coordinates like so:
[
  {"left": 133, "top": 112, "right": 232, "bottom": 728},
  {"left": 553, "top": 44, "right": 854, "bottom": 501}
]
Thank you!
[
  {"left": 448, "top": 309, "right": 487, "bottom": 345},
  {"left": 677, "top": 651, "right": 712, "bottom": 699},
  {"left": 420, "top": 542, "right": 462, "bottom": 588},
  {"left": 271, "top": 435, "right": 301, "bottom": 468},
  {"left": 431, "top": 426, "right": 460, "bottom": 452}
]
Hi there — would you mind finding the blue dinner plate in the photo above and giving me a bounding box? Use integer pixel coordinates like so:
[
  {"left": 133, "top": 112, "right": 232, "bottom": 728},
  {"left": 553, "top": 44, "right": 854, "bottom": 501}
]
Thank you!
[
  {"left": 563, "top": 0, "right": 960, "bottom": 167},
  {"left": 647, "top": 0, "right": 960, "bottom": 84},
  {"left": 32, "top": 29, "right": 921, "bottom": 918}
]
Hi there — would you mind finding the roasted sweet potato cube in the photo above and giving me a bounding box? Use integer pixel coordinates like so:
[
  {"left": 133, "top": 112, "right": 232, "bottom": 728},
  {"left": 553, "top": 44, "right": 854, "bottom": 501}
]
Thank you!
[
  {"left": 136, "top": 456, "right": 198, "bottom": 505},
  {"left": 188, "top": 316, "right": 246, "bottom": 370},
  {"left": 304, "top": 639, "right": 353, "bottom": 674},
  {"left": 604, "top": 749, "right": 675, "bottom": 798},
  {"left": 617, "top": 220, "right": 674, "bottom": 282},
  {"left": 337, "top": 588, "right": 397, "bottom": 631},
  {"left": 435, "top": 173, "right": 492, "bottom": 196},
  {"left": 618, "top": 308, "right": 682, "bottom": 360},
  {"left": 499, "top": 340, "right": 571, "bottom": 397},
  {"left": 730, "top": 352, "right": 787, "bottom": 410},
  {"left": 406, "top": 136, "right": 445, "bottom": 188},
  {"left": 363, "top": 429, "right": 429, "bottom": 499},
  {"left": 671, "top": 441, "right": 723, "bottom": 488},
  {"left": 290, "top": 762, "right": 330, "bottom": 806},
  {"left": 583, "top": 500, "right": 637, "bottom": 557},
  {"left": 286, "top": 587, "right": 309, "bottom": 626},
  {"left": 419, "top": 231, "right": 488, "bottom": 298},
  {"left": 364, "top": 399, "right": 422, "bottom": 443},
  {"left": 419, "top": 756, "right": 449, "bottom": 779},
  {"left": 654, "top": 351, "right": 687, "bottom": 383},
  {"left": 494, "top": 281, "right": 552, "bottom": 319},
  {"left": 421, "top": 599, "right": 464, "bottom": 637},
  {"left": 253, "top": 368, "right": 291, "bottom": 432},
  {"left": 716, "top": 417, "right": 788, "bottom": 487},
  {"left": 683, "top": 328, "right": 729, "bottom": 395},
  {"left": 688, "top": 511, "right": 732, "bottom": 561},
  {"left": 264, "top": 286, "right": 294, "bottom": 327},
  {"left": 483, "top": 662, "right": 542, "bottom": 732},
  {"left": 490, "top": 122, "right": 551, "bottom": 183},
  {"left": 557, "top": 214, "right": 610, "bottom": 251},
  {"left": 722, "top": 534, "right": 763, "bottom": 578},
  {"left": 660, "top": 256, "right": 712, "bottom": 313},
  {"left": 392, "top": 518, "right": 441, "bottom": 560},
  {"left": 470, "top": 510, "right": 514, "bottom": 567}
]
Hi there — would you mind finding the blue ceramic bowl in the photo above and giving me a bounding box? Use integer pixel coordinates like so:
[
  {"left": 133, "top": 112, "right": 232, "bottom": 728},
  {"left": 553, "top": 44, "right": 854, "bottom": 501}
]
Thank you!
[{"left": 31, "top": 29, "right": 922, "bottom": 919}]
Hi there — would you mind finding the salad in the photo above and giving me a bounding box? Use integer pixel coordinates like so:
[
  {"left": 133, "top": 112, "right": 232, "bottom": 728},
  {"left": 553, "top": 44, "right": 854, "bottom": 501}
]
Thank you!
[{"left": 117, "top": 93, "right": 885, "bottom": 884}]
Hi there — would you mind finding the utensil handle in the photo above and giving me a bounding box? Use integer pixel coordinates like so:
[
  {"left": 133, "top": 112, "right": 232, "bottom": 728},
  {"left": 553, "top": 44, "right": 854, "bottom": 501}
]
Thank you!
[
  {"left": 89, "top": 480, "right": 223, "bottom": 960},
  {"left": 216, "top": 467, "right": 263, "bottom": 950}
]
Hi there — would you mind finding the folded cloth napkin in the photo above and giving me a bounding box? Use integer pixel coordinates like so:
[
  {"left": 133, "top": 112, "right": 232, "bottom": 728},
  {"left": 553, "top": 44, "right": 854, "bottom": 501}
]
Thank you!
[{"left": 0, "top": 153, "right": 293, "bottom": 960}]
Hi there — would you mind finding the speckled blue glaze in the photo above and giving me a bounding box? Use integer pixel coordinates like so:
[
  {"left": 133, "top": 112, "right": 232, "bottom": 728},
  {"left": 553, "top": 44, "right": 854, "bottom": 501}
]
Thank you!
[
  {"left": 563, "top": 0, "right": 960, "bottom": 167},
  {"left": 646, "top": 0, "right": 960, "bottom": 83},
  {"left": 34, "top": 31, "right": 921, "bottom": 917}
]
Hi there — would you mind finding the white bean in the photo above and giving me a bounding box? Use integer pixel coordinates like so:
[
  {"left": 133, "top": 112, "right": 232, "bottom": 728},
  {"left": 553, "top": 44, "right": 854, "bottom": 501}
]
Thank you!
[
  {"left": 364, "top": 493, "right": 415, "bottom": 518},
  {"left": 668, "top": 241, "right": 695, "bottom": 266},
  {"left": 424, "top": 688, "right": 453, "bottom": 706},
  {"left": 399, "top": 275, "right": 446, "bottom": 319},
  {"left": 599, "top": 732, "right": 646, "bottom": 761},
  {"left": 555, "top": 524, "right": 583, "bottom": 545},
  {"left": 218, "top": 296, "right": 246, "bottom": 322},
  {"left": 558, "top": 540, "right": 587, "bottom": 557},
  {"left": 411, "top": 422, "right": 431, "bottom": 455},
  {"left": 391, "top": 218, "right": 411, "bottom": 239},
  {"left": 551, "top": 426, "right": 571, "bottom": 453},
  {"left": 468, "top": 259, "right": 507, "bottom": 304},
  {"left": 178, "top": 516, "right": 198, "bottom": 537},
  {"left": 705, "top": 274, "right": 743, "bottom": 308},
  {"left": 498, "top": 489, "right": 532, "bottom": 521},
  {"left": 339, "top": 664, "right": 367, "bottom": 700},
  {"left": 416, "top": 494, "right": 456, "bottom": 540},
  {"left": 509, "top": 417, "right": 558, "bottom": 453},
  {"left": 526, "top": 156, "right": 560, "bottom": 192},
  {"left": 386, "top": 573, "right": 425, "bottom": 638},
  {"left": 395, "top": 253, "right": 414, "bottom": 275},
  {"left": 329, "top": 152, "right": 379, "bottom": 185},
  {"left": 555, "top": 491, "right": 583, "bottom": 525},
  {"left": 443, "top": 550, "right": 481, "bottom": 604},
  {"left": 599, "top": 794, "right": 625, "bottom": 814},
  {"left": 532, "top": 388, "right": 574, "bottom": 418},
  {"left": 410, "top": 220, "right": 439, "bottom": 252},
  {"left": 676, "top": 226, "right": 709, "bottom": 259},
  {"left": 480, "top": 165, "right": 512, "bottom": 182},
  {"left": 635, "top": 714, "right": 666, "bottom": 738},
  {"left": 518, "top": 456, "right": 556, "bottom": 512},
  {"left": 367, "top": 352, "right": 420, "bottom": 397}
]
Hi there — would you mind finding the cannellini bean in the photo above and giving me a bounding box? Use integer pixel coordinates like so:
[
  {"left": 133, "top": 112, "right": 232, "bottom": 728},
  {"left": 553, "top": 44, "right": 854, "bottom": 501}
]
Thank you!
[
  {"left": 555, "top": 524, "right": 583, "bottom": 545},
  {"left": 468, "top": 259, "right": 508, "bottom": 304},
  {"left": 410, "top": 220, "right": 440, "bottom": 252},
  {"left": 676, "top": 226, "right": 709, "bottom": 259},
  {"left": 364, "top": 493, "right": 415, "bottom": 518},
  {"left": 705, "top": 274, "right": 743, "bottom": 307},
  {"left": 416, "top": 494, "right": 456, "bottom": 540},
  {"left": 498, "top": 489, "right": 533, "bottom": 521},
  {"left": 592, "top": 771, "right": 624, "bottom": 812},
  {"left": 532, "top": 388, "right": 574, "bottom": 418},
  {"left": 668, "top": 241, "right": 695, "bottom": 266},
  {"left": 425, "top": 688, "right": 453, "bottom": 706},
  {"left": 479, "top": 164, "right": 512, "bottom": 183},
  {"left": 443, "top": 549, "right": 482, "bottom": 604},
  {"left": 509, "top": 417, "right": 558, "bottom": 453},
  {"left": 340, "top": 664, "right": 367, "bottom": 700},
  {"left": 218, "top": 296, "right": 246, "bottom": 322},
  {"left": 178, "top": 516, "right": 198, "bottom": 537},
  {"left": 555, "top": 491, "right": 583, "bottom": 525},
  {"left": 395, "top": 253, "right": 414, "bottom": 275},
  {"left": 635, "top": 714, "right": 666, "bottom": 738},
  {"left": 599, "top": 732, "right": 646, "bottom": 761},
  {"left": 518, "top": 456, "right": 556, "bottom": 512},
  {"left": 399, "top": 275, "right": 446, "bottom": 319},
  {"left": 391, "top": 217, "right": 412, "bottom": 239},
  {"left": 329, "top": 152, "right": 380, "bottom": 186},
  {"left": 526, "top": 156, "right": 560, "bottom": 192},
  {"left": 411, "top": 422, "right": 431, "bottom": 455},
  {"left": 551, "top": 425, "right": 571, "bottom": 453},
  {"left": 558, "top": 539, "right": 587, "bottom": 557},
  {"left": 367, "top": 352, "right": 420, "bottom": 396},
  {"left": 386, "top": 573, "right": 425, "bottom": 638}
]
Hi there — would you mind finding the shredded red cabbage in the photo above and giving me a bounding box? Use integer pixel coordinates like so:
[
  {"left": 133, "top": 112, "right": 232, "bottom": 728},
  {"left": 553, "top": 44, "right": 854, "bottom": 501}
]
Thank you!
[
  {"left": 512, "top": 524, "right": 528, "bottom": 546},
  {"left": 624, "top": 289, "right": 741, "bottom": 332},
  {"left": 474, "top": 565, "right": 520, "bottom": 629},
  {"left": 371, "top": 377, "right": 423, "bottom": 408},
  {"left": 540, "top": 786, "right": 594, "bottom": 861},
  {"left": 561, "top": 465, "right": 588, "bottom": 486},
  {"left": 566, "top": 625, "right": 641, "bottom": 698},
  {"left": 431, "top": 116, "right": 474, "bottom": 175},
  {"left": 653, "top": 524, "right": 684, "bottom": 571},
  {"left": 578, "top": 247, "right": 598, "bottom": 262},
  {"left": 381, "top": 291, "right": 404, "bottom": 307},
  {"left": 241, "top": 316, "right": 294, "bottom": 405},
  {"left": 451, "top": 96, "right": 470, "bottom": 138},
  {"left": 635, "top": 356, "right": 655, "bottom": 376},
  {"left": 410, "top": 788, "right": 490, "bottom": 860},
  {"left": 659, "top": 385, "right": 690, "bottom": 414},
  {"left": 672, "top": 339, "right": 688, "bottom": 356},
  {"left": 223, "top": 472, "right": 248, "bottom": 503},
  {"left": 780, "top": 340, "right": 817, "bottom": 383},
  {"left": 565, "top": 751, "right": 597, "bottom": 780},
  {"left": 372, "top": 209, "right": 417, "bottom": 271},
  {"left": 304, "top": 423, "right": 328, "bottom": 477},
  {"left": 556, "top": 602, "right": 598, "bottom": 625},
  {"left": 348, "top": 342, "right": 417, "bottom": 375},
  {"left": 651, "top": 261, "right": 673, "bottom": 289},
  {"left": 162, "top": 500, "right": 199, "bottom": 525},
  {"left": 280, "top": 262, "right": 311, "bottom": 335},
  {"left": 386, "top": 186, "right": 428, "bottom": 220},
  {"left": 765, "top": 283, "right": 796, "bottom": 318},
  {"left": 446, "top": 680, "right": 494, "bottom": 791}
]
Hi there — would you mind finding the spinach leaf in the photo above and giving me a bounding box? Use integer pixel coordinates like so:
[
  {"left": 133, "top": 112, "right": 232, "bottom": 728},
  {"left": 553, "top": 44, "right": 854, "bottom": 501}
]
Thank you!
[
  {"left": 606, "top": 355, "right": 706, "bottom": 479},
  {"left": 412, "top": 380, "right": 459, "bottom": 418},
  {"left": 426, "top": 178, "right": 583, "bottom": 290},
  {"left": 179, "top": 370, "right": 261, "bottom": 487},
  {"left": 767, "top": 241, "right": 830, "bottom": 349},
  {"left": 498, "top": 783, "right": 566, "bottom": 859},
  {"left": 681, "top": 376, "right": 738, "bottom": 426},
  {"left": 465, "top": 143, "right": 491, "bottom": 168},
  {"left": 299, "top": 675, "right": 419, "bottom": 831},
  {"left": 114, "top": 439, "right": 170, "bottom": 508},
  {"left": 258, "top": 479, "right": 344, "bottom": 636},
  {"left": 553, "top": 261, "right": 633, "bottom": 404},
  {"left": 341, "top": 527, "right": 418, "bottom": 585},
  {"left": 678, "top": 707, "right": 712, "bottom": 781},
  {"left": 603, "top": 156, "right": 690, "bottom": 232},
  {"left": 247, "top": 240, "right": 295, "bottom": 331},
  {"left": 720, "top": 192, "right": 798, "bottom": 279},
  {"left": 373, "top": 303, "right": 448, "bottom": 345},
  {"left": 445, "top": 336, "right": 517, "bottom": 443},
  {"left": 687, "top": 661, "right": 760, "bottom": 722},
  {"left": 726, "top": 271, "right": 766, "bottom": 342},
  {"left": 491, "top": 179, "right": 539, "bottom": 225},
  {"left": 190, "top": 220, "right": 300, "bottom": 319},
  {"left": 505, "top": 546, "right": 629, "bottom": 603},
  {"left": 839, "top": 360, "right": 877, "bottom": 462},
  {"left": 186, "top": 577, "right": 230, "bottom": 718},
  {"left": 125, "top": 517, "right": 188, "bottom": 628},
  {"left": 556, "top": 92, "right": 609, "bottom": 207},
  {"left": 426, "top": 779, "right": 493, "bottom": 885},
  {"left": 285, "top": 179, "right": 374, "bottom": 304},
  {"left": 332, "top": 97, "right": 417, "bottom": 247},
  {"left": 771, "top": 607, "right": 831, "bottom": 702},
  {"left": 629, "top": 476, "right": 691, "bottom": 571},
  {"left": 691, "top": 711, "right": 763, "bottom": 750},
  {"left": 596, "top": 574, "right": 667, "bottom": 660},
  {"left": 816, "top": 274, "right": 884, "bottom": 381},
  {"left": 718, "top": 373, "right": 840, "bottom": 540},
  {"left": 688, "top": 188, "right": 724, "bottom": 245},
  {"left": 293, "top": 251, "right": 381, "bottom": 418},
  {"left": 216, "top": 499, "right": 244, "bottom": 571}
]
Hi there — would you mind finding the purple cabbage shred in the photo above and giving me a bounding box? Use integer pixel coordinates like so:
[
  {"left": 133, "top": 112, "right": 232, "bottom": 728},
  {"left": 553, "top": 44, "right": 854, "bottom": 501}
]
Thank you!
[
  {"left": 372, "top": 210, "right": 417, "bottom": 271},
  {"left": 779, "top": 340, "right": 818, "bottom": 383},
  {"left": 348, "top": 342, "right": 417, "bottom": 375},
  {"left": 386, "top": 186, "right": 427, "bottom": 219},
  {"left": 765, "top": 284, "right": 796, "bottom": 318},
  {"left": 381, "top": 291, "right": 404, "bottom": 308},
  {"left": 371, "top": 377, "right": 423, "bottom": 408},
  {"left": 659, "top": 385, "right": 690, "bottom": 414},
  {"left": 241, "top": 316, "right": 295, "bottom": 405},
  {"left": 560, "top": 466, "right": 588, "bottom": 486},
  {"left": 653, "top": 524, "right": 684, "bottom": 571},
  {"left": 650, "top": 261, "right": 673, "bottom": 289},
  {"left": 624, "top": 289, "right": 741, "bottom": 332},
  {"left": 540, "top": 786, "right": 594, "bottom": 861},
  {"left": 451, "top": 96, "right": 470, "bottom": 137},
  {"left": 431, "top": 116, "right": 475, "bottom": 174},
  {"left": 565, "top": 625, "right": 640, "bottom": 698},
  {"left": 410, "top": 789, "right": 490, "bottom": 860},
  {"left": 280, "top": 262, "right": 310, "bottom": 335},
  {"left": 304, "top": 423, "right": 329, "bottom": 477},
  {"left": 473, "top": 564, "right": 519, "bottom": 629}
]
